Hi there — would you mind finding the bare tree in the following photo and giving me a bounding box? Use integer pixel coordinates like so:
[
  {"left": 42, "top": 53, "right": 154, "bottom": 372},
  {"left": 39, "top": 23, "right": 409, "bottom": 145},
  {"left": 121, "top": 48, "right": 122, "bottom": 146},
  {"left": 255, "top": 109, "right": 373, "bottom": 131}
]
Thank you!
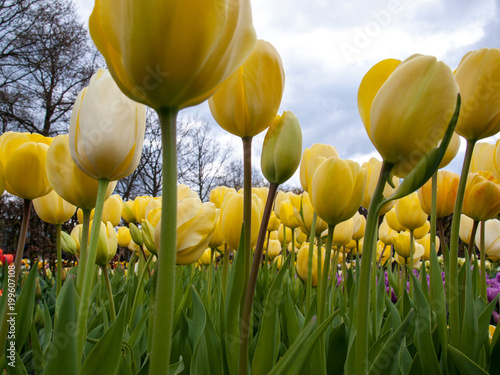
[{"left": 0, "top": 0, "right": 100, "bottom": 135}]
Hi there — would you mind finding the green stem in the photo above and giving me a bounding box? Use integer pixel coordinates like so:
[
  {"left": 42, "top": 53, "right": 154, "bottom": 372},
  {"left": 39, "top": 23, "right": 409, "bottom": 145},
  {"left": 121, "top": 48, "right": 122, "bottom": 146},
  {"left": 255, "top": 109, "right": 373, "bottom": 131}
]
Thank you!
[
  {"left": 409, "top": 229, "right": 414, "bottom": 298},
  {"left": 129, "top": 254, "right": 154, "bottom": 327},
  {"left": 222, "top": 245, "right": 230, "bottom": 300},
  {"left": 355, "top": 160, "right": 392, "bottom": 374},
  {"left": 239, "top": 182, "right": 278, "bottom": 375},
  {"left": 150, "top": 107, "right": 179, "bottom": 375},
  {"left": 318, "top": 225, "right": 334, "bottom": 323},
  {"left": 468, "top": 220, "right": 479, "bottom": 260},
  {"left": 76, "top": 209, "right": 91, "bottom": 294},
  {"left": 208, "top": 248, "right": 215, "bottom": 312},
  {"left": 448, "top": 138, "right": 476, "bottom": 346},
  {"left": 75, "top": 178, "right": 109, "bottom": 358},
  {"left": 438, "top": 218, "right": 447, "bottom": 261},
  {"left": 56, "top": 224, "right": 62, "bottom": 297},
  {"left": 306, "top": 212, "right": 318, "bottom": 312},
  {"left": 242, "top": 136, "right": 253, "bottom": 306},
  {"left": 430, "top": 172, "right": 438, "bottom": 257},
  {"left": 102, "top": 265, "right": 116, "bottom": 322},
  {"left": 480, "top": 221, "right": 487, "bottom": 300}
]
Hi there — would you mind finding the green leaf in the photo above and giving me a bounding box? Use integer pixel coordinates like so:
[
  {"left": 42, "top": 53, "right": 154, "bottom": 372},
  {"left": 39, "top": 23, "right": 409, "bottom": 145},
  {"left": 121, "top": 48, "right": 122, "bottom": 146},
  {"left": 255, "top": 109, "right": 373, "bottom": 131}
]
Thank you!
[
  {"left": 223, "top": 225, "right": 246, "bottom": 375},
  {"left": 252, "top": 254, "right": 291, "bottom": 374},
  {"left": 41, "top": 302, "right": 53, "bottom": 354},
  {"left": 81, "top": 298, "right": 127, "bottom": 375},
  {"left": 4, "top": 351, "right": 28, "bottom": 375},
  {"left": 448, "top": 345, "right": 488, "bottom": 375},
  {"left": 380, "top": 94, "right": 461, "bottom": 205},
  {"left": 280, "top": 278, "right": 300, "bottom": 347},
  {"left": 460, "top": 257, "right": 478, "bottom": 361},
  {"left": 13, "top": 261, "right": 38, "bottom": 353},
  {"left": 477, "top": 295, "right": 499, "bottom": 355},
  {"left": 42, "top": 276, "right": 79, "bottom": 375},
  {"left": 30, "top": 321, "right": 44, "bottom": 374},
  {"left": 190, "top": 287, "right": 224, "bottom": 375},
  {"left": 368, "top": 309, "right": 415, "bottom": 375},
  {"left": 268, "top": 311, "right": 338, "bottom": 375},
  {"left": 326, "top": 323, "right": 348, "bottom": 375},
  {"left": 410, "top": 272, "right": 441, "bottom": 374}
]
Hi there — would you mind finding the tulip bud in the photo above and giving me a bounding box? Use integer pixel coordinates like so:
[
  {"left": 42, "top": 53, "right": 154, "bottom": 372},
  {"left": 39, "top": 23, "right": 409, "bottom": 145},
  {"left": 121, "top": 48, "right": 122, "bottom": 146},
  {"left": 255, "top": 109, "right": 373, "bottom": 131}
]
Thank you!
[
  {"left": 463, "top": 171, "right": 500, "bottom": 221},
  {"left": 117, "top": 226, "right": 132, "bottom": 248},
  {"left": 33, "top": 190, "right": 77, "bottom": 225},
  {"left": 129, "top": 222, "right": 143, "bottom": 247},
  {"left": 141, "top": 219, "right": 157, "bottom": 256},
  {"left": 261, "top": 111, "right": 302, "bottom": 184},
  {"left": 352, "top": 212, "right": 366, "bottom": 241},
  {"left": 296, "top": 243, "right": 324, "bottom": 287},
  {"left": 102, "top": 194, "right": 123, "bottom": 227},
  {"left": 121, "top": 200, "right": 136, "bottom": 223},
  {"left": 267, "top": 239, "right": 282, "bottom": 259},
  {"left": 60, "top": 231, "right": 78, "bottom": 256},
  {"left": 95, "top": 221, "right": 118, "bottom": 266}
]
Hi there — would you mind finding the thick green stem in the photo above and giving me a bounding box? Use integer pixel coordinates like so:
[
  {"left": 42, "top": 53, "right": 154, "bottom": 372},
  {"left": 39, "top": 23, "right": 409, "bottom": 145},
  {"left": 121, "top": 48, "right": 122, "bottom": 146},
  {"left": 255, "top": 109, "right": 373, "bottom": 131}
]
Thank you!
[
  {"left": 102, "top": 265, "right": 116, "bottom": 322},
  {"left": 242, "top": 136, "right": 253, "bottom": 305},
  {"left": 409, "top": 229, "right": 415, "bottom": 298},
  {"left": 355, "top": 161, "right": 392, "bottom": 374},
  {"left": 76, "top": 178, "right": 110, "bottom": 358},
  {"left": 430, "top": 172, "right": 438, "bottom": 257},
  {"left": 480, "top": 221, "right": 487, "bottom": 300},
  {"left": 76, "top": 209, "right": 91, "bottom": 294},
  {"left": 56, "top": 224, "right": 62, "bottom": 297},
  {"left": 306, "top": 212, "right": 318, "bottom": 312},
  {"left": 239, "top": 183, "right": 278, "bottom": 375},
  {"left": 150, "top": 107, "right": 178, "bottom": 374},
  {"left": 438, "top": 218, "right": 447, "bottom": 261},
  {"left": 448, "top": 138, "right": 476, "bottom": 346}
]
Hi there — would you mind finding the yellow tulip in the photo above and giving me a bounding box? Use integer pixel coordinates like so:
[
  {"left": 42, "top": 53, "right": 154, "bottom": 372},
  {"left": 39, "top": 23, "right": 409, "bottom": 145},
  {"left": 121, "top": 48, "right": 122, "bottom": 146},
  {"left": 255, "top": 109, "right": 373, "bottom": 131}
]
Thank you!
[
  {"left": 267, "top": 239, "right": 282, "bottom": 259},
  {"left": 95, "top": 221, "right": 118, "bottom": 266},
  {"left": 361, "top": 157, "right": 399, "bottom": 214},
  {"left": 208, "top": 209, "right": 224, "bottom": 249},
  {"left": 471, "top": 141, "right": 499, "bottom": 176},
  {"left": 479, "top": 219, "right": 500, "bottom": 262},
  {"left": 455, "top": 48, "right": 500, "bottom": 140},
  {"left": 209, "top": 39, "right": 284, "bottom": 138},
  {"left": 412, "top": 221, "right": 430, "bottom": 240},
  {"left": 33, "top": 190, "right": 77, "bottom": 225},
  {"left": 70, "top": 224, "right": 83, "bottom": 255},
  {"left": 418, "top": 170, "right": 459, "bottom": 218},
  {"left": 299, "top": 143, "right": 339, "bottom": 192},
  {"left": 209, "top": 186, "right": 237, "bottom": 209},
  {"left": 379, "top": 216, "right": 398, "bottom": 245},
  {"left": 197, "top": 249, "right": 213, "bottom": 266},
  {"left": 462, "top": 171, "right": 500, "bottom": 221},
  {"left": 331, "top": 219, "right": 354, "bottom": 247},
  {"left": 89, "top": 0, "right": 256, "bottom": 110},
  {"left": 0, "top": 132, "right": 52, "bottom": 200},
  {"left": 278, "top": 224, "right": 293, "bottom": 245},
  {"left": 296, "top": 243, "right": 325, "bottom": 287},
  {"left": 393, "top": 231, "right": 425, "bottom": 260},
  {"left": 395, "top": 192, "right": 428, "bottom": 231},
  {"left": 293, "top": 192, "right": 328, "bottom": 236},
  {"left": 352, "top": 212, "right": 366, "bottom": 241},
  {"left": 273, "top": 255, "right": 284, "bottom": 269},
  {"left": 275, "top": 192, "right": 302, "bottom": 229},
  {"left": 438, "top": 132, "right": 461, "bottom": 169},
  {"left": 261, "top": 111, "right": 302, "bottom": 184},
  {"left": 310, "top": 157, "right": 367, "bottom": 226},
  {"left": 459, "top": 214, "right": 476, "bottom": 246},
  {"left": 60, "top": 231, "right": 78, "bottom": 256},
  {"left": 358, "top": 55, "right": 459, "bottom": 177},
  {"left": 154, "top": 185, "right": 217, "bottom": 265},
  {"left": 267, "top": 212, "right": 281, "bottom": 232},
  {"left": 416, "top": 233, "right": 440, "bottom": 261},
  {"left": 69, "top": 69, "right": 146, "bottom": 181},
  {"left": 132, "top": 196, "right": 152, "bottom": 223},
  {"left": 145, "top": 199, "right": 162, "bottom": 221},
  {"left": 220, "top": 192, "right": 261, "bottom": 250},
  {"left": 295, "top": 228, "right": 308, "bottom": 244},
  {"left": 117, "top": 226, "right": 132, "bottom": 248},
  {"left": 376, "top": 240, "right": 391, "bottom": 265},
  {"left": 101, "top": 194, "right": 123, "bottom": 227},
  {"left": 121, "top": 200, "right": 136, "bottom": 223},
  {"left": 46, "top": 135, "right": 116, "bottom": 211}
]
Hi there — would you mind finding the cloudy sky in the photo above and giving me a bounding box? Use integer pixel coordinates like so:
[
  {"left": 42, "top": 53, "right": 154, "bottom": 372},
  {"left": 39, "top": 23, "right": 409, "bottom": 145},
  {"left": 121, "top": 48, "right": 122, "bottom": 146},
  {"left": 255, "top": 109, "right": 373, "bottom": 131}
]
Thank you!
[{"left": 75, "top": 0, "right": 500, "bottom": 186}]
